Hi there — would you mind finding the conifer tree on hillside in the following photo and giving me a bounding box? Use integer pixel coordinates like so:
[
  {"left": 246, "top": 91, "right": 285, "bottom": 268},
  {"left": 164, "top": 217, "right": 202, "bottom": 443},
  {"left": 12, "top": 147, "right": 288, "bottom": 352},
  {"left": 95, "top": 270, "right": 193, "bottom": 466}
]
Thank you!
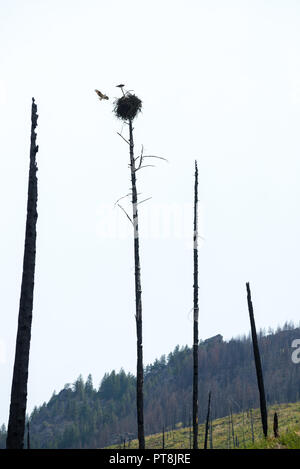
[
  {"left": 6, "top": 99, "right": 39, "bottom": 449},
  {"left": 9, "top": 323, "right": 300, "bottom": 449}
]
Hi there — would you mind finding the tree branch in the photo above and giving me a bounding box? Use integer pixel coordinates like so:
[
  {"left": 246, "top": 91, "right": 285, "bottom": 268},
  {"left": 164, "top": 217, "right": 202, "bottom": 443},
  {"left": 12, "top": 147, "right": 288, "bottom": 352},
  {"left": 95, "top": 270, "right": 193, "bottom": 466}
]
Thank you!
[
  {"left": 114, "top": 193, "right": 132, "bottom": 207},
  {"left": 135, "top": 164, "right": 155, "bottom": 172},
  {"left": 117, "top": 132, "right": 130, "bottom": 145},
  {"left": 137, "top": 197, "right": 152, "bottom": 205},
  {"left": 142, "top": 155, "right": 168, "bottom": 162},
  {"left": 117, "top": 204, "right": 133, "bottom": 225}
]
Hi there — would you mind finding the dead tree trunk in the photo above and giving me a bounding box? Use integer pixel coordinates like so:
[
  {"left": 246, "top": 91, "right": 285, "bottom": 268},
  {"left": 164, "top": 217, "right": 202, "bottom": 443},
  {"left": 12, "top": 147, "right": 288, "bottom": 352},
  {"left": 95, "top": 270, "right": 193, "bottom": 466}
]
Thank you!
[
  {"left": 27, "top": 422, "right": 30, "bottom": 449},
  {"left": 230, "top": 408, "right": 235, "bottom": 448},
  {"left": 209, "top": 415, "right": 213, "bottom": 449},
  {"left": 250, "top": 408, "right": 255, "bottom": 443},
  {"left": 193, "top": 160, "right": 199, "bottom": 449},
  {"left": 246, "top": 282, "right": 268, "bottom": 437},
  {"left": 204, "top": 391, "right": 211, "bottom": 449},
  {"left": 129, "top": 120, "right": 145, "bottom": 449},
  {"left": 227, "top": 415, "right": 231, "bottom": 449},
  {"left": 242, "top": 411, "right": 246, "bottom": 448},
  {"left": 6, "top": 98, "right": 39, "bottom": 449},
  {"left": 273, "top": 412, "right": 279, "bottom": 438}
]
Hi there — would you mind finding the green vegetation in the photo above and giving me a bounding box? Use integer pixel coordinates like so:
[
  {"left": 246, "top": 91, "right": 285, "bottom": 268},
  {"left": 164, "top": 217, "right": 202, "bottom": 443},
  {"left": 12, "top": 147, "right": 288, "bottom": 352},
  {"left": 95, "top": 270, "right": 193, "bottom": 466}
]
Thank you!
[
  {"left": 109, "top": 401, "right": 300, "bottom": 449},
  {"left": 1, "top": 324, "right": 299, "bottom": 449}
]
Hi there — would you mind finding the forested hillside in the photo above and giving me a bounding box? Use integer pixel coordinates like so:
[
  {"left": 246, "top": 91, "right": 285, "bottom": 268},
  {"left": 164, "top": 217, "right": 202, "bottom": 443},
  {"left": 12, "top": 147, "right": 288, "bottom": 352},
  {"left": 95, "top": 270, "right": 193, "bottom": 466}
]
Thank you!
[{"left": 1, "top": 324, "right": 299, "bottom": 449}]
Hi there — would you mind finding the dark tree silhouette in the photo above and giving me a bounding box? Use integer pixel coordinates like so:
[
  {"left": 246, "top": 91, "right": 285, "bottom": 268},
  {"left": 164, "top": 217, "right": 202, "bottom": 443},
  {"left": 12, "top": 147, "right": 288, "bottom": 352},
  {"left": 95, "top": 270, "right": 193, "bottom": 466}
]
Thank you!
[
  {"left": 6, "top": 98, "right": 39, "bottom": 449},
  {"left": 204, "top": 391, "right": 211, "bottom": 449},
  {"left": 27, "top": 422, "right": 30, "bottom": 449},
  {"left": 113, "top": 90, "right": 145, "bottom": 449},
  {"left": 246, "top": 282, "right": 268, "bottom": 437},
  {"left": 209, "top": 415, "right": 213, "bottom": 449},
  {"left": 193, "top": 160, "right": 199, "bottom": 449},
  {"left": 230, "top": 408, "right": 235, "bottom": 448},
  {"left": 250, "top": 408, "right": 255, "bottom": 443},
  {"left": 129, "top": 118, "right": 145, "bottom": 450},
  {"left": 273, "top": 412, "right": 279, "bottom": 438},
  {"left": 227, "top": 414, "right": 231, "bottom": 449}
]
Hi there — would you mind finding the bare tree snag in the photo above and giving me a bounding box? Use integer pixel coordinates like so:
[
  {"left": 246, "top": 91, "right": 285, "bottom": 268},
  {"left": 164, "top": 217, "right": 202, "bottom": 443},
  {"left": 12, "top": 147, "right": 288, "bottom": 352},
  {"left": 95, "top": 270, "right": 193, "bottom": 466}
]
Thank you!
[
  {"left": 6, "top": 98, "right": 39, "bottom": 449},
  {"left": 273, "top": 412, "right": 279, "bottom": 438},
  {"left": 230, "top": 408, "right": 235, "bottom": 448},
  {"left": 113, "top": 91, "right": 145, "bottom": 449},
  {"left": 129, "top": 119, "right": 145, "bottom": 449},
  {"left": 209, "top": 415, "right": 213, "bottom": 449},
  {"left": 250, "top": 408, "right": 255, "bottom": 443},
  {"left": 204, "top": 391, "right": 211, "bottom": 449},
  {"left": 27, "top": 422, "right": 30, "bottom": 449},
  {"left": 246, "top": 282, "right": 268, "bottom": 437},
  {"left": 192, "top": 160, "right": 199, "bottom": 449}
]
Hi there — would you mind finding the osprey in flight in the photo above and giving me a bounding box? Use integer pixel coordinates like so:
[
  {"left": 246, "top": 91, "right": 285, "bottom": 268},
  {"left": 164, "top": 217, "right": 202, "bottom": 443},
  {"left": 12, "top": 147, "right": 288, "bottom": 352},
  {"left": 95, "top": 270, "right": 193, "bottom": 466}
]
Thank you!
[{"left": 95, "top": 89, "right": 109, "bottom": 101}]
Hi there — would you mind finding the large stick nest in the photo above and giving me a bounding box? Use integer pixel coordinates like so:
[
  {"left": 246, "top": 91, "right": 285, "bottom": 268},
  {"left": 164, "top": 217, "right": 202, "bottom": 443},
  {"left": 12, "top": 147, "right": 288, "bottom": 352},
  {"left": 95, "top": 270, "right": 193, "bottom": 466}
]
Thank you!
[{"left": 114, "top": 93, "right": 142, "bottom": 121}]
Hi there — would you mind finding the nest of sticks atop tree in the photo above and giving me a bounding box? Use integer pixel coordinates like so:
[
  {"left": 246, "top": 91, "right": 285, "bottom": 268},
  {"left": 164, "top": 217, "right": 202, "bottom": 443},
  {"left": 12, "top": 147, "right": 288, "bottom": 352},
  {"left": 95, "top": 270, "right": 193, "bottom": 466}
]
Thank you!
[{"left": 114, "top": 93, "right": 142, "bottom": 121}]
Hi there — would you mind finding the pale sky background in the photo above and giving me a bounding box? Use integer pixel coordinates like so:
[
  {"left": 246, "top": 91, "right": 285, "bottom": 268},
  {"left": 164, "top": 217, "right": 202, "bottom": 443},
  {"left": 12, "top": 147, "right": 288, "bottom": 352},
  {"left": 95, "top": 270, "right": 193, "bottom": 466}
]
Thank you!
[{"left": 1, "top": 0, "right": 300, "bottom": 426}]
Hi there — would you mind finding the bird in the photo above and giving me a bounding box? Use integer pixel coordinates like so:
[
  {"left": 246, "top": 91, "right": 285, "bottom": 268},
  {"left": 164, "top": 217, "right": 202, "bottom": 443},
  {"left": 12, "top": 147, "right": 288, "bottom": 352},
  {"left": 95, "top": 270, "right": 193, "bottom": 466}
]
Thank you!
[{"left": 95, "top": 89, "right": 109, "bottom": 100}]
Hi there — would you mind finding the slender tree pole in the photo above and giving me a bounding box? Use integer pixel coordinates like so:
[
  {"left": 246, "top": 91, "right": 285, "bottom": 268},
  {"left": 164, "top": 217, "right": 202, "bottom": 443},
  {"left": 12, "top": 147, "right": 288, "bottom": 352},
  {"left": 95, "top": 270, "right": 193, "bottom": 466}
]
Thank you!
[
  {"left": 250, "top": 408, "right": 255, "bottom": 443},
  {"left": 27, "top": 421, "right": 30, "bottom": 449},
  {"left": 193, "top": 160, "right": 199, "bottom": 449},
  {"left": 129, "top": 119, "right": 145, "bottom": 449},
  {"left": 111, "top": 90, "right": 145, "bottom": 449},
  {"left": 230, "top": 408, "right": 235, "bottom": 448},
  {"left": 204, "top": 391, "right": 211, "bottom": 449},
  {"left": 227, "top": 414, "right": 231, "bottom": 449},
  {"left": 209, "top": 415, "right": 213, "bottom": 449},
  {"left": 273, "top": 412, "right": 279, "bottom": 438},
  {"left": 246, "top": 282, "right": 268, "bottom": 437},
  {"left": 242, "top": 411, "right": 246, "bottom": 448},
  {"left": 110, "top": 88, "right": 166, "bottom": 449},
  {"left": 6, "top": 98, "right": 39, "bottom": 449}
]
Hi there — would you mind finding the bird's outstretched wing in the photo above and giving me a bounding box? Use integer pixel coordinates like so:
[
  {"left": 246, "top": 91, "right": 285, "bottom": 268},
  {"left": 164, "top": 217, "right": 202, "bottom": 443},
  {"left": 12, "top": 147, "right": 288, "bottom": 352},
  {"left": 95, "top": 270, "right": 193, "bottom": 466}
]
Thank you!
[{"left": 95, "top": 89, "right": 109, "bottom": 100}]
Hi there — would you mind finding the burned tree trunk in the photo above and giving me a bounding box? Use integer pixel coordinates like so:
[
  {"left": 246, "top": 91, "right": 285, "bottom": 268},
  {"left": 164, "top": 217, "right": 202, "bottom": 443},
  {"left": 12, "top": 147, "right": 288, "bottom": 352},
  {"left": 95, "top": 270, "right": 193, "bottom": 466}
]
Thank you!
[
  {"left": 193, "top": 160, "right": 199, "bottom": 449},
  {"left": 250, "top": 408, "right": 255, "bottom": 443},
  {"left": 273, "top": 412, "right": 279, "bottom": 438},
  {"left": 209, "top": 415, "right": 213, "bottom": 449},
  {"left": 129, "top": 119, "right": 145, "bottom": 449},
  {"left": 227, "top": 415, "right": 231, "bottom": 449},
  {"left": 242, "top": 411, "right": 246, "bottom": 448},
  {"left": 6, "top": 98, "right": 39, "bottom": 449},
  {"left": 230, "top": 408, "right": 235, "bottom": 448},
  {"left": 246, "top": 282, "right": 268, "bottom": 437},
  {"left": 204, "top": 391, "right": 211, "bottom": 449},
  {"left": 27, "top": 422, "right": 30, "bottom": 449}
]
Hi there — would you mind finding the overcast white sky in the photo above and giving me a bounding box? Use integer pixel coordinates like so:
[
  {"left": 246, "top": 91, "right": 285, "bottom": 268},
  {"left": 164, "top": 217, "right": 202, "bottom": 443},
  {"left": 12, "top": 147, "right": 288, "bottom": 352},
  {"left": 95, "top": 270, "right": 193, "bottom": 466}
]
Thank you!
[{"left": 1, "top": 0, "right": 300, "bottom": 426}]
